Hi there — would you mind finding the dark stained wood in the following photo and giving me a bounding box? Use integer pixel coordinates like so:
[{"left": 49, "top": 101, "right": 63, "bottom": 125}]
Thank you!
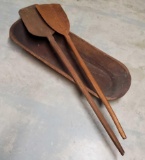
[
  {"left": 36, "top": 4, "right": 127, "bottom": 139},
  {"left": 10, "top": 20, "right": 132, "bottom": 154},
  {"left": 18, "top": 5, "right": 124, "bottom": 155},
  {"left": 10, "top": 19, "right": 131, "bottom": 100}
]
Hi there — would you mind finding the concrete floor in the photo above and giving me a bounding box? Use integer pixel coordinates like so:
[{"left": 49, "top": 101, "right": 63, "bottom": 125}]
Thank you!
[{"left": 0, "top": 0, "right": 145, "bottom": 159}]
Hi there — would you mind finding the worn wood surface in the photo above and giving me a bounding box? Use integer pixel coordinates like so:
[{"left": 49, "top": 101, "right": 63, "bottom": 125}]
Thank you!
[
  {"left": 10, "top": 19, "right": 132, "bottom": 156},
  {"left": 18, "top": 5, "right": 124, "bottom": 155},
  {"left": 36, "top": 4, "right": 127, "bottom": 139},
  {"left": 10, "top": 19, "right": 131, "bottom": 100}
]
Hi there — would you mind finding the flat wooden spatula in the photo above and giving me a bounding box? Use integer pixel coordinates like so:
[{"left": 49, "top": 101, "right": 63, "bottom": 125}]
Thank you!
[
  {"left": 19, "top": 5, "right": 124, "bottom": 155},
  {"left": 36, "top": 4, "right": 126, "bottom": 139}
]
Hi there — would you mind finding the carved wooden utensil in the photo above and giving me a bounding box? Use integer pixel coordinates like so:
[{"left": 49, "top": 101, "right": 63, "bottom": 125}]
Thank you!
[
  {"left": 19, "top": 5, "right": 124, "bottom": 155},
  {"left": 36, "top": 4, "right": 126, "bottom": 139}
]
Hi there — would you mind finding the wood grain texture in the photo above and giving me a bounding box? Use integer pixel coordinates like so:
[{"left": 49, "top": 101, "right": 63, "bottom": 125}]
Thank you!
[
  {"left": 10, "top": 19, "right": 131, "bottom": 100},
  {"left": 18, "top": 5, "right": 124, "bottom": 155},
  {"left": 36, "top": 4, "right": 127, "bottom": 139}
]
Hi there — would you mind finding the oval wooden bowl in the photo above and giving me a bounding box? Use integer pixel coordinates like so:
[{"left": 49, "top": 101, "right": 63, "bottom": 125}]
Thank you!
[{"left": 9, "top": 19, "right": 131, "bottom": 100}]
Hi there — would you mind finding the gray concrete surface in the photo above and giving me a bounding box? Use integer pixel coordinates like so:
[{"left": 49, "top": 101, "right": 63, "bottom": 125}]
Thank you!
[{"left": 0, "top": 0, "right": 145, "bottom": 159}]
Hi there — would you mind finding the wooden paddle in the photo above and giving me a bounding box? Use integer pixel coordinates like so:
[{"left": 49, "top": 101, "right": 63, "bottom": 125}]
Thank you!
[
  {"left": 19, "top": 5, "right": 124, "bottom": 155},
  {"left": 36, "top": 4, "right": 126, "bottom": 139}
]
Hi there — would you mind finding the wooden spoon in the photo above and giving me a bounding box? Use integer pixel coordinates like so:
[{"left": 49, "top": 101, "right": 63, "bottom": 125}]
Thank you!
[
  {"left": 36, "top": 4, "right": 126, "bottom": 139},
  {"left": 19, "top": 5, "right": 124, "bottom": 155}
]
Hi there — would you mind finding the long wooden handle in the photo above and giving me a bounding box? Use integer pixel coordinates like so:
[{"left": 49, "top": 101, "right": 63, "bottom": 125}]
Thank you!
[
  {"left": 64, "top": 34, "right": 126, "bottom": 139},
  {"left": 47, "top": 35, "right": 124, "bottom": 155}
]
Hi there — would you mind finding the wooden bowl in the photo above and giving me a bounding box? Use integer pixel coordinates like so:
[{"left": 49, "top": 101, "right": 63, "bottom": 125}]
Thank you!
[{"left": 9, "top": 19, "right": 131, "bottom": 100}]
